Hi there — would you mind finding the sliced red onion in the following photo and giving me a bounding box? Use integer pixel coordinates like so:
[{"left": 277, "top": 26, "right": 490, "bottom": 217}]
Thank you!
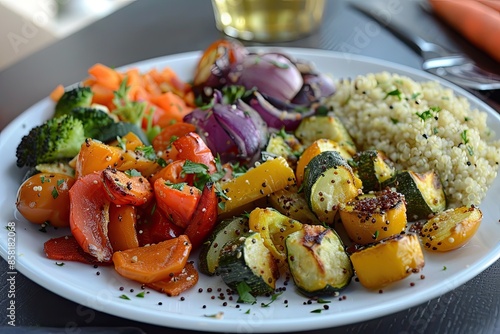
[
  {"left": 291, "top": 73, "right": 336, "bottom": 105},
  {"left": 234, "top": 53, "right": 303, "bottom": 102},
  {"left": 247, "top": 91, "right": 314, "bottom": 131},
  {"left": 183, "top": 93, "right": 268, "bottom": 164},
  {"left": 183, "top": 108, "right": 236, "bottom": 158}
]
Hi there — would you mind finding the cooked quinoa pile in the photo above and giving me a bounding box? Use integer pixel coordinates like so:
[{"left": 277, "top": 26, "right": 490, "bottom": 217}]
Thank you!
[{"left": 327, "top": 72, "right": 500, "bottom": 208}]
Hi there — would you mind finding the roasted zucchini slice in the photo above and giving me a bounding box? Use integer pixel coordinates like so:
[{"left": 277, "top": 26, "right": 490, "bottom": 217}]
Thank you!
[
  {"left": 382, "top": 170, "right": 446, "bottom": 221},
  {"left": 420, "top": 205, "right": 482, "bottom": 252},
  {"left": 351, "top": 150, "right": 396, "bottom": 192},
  {"left": 339, "top": 188, "right": 407, "bottom": 245},
  {"left": 264, "top": 132, "right": 303, "bottom": 170},
  {"left": 248, "top": 207, "right": 303, "bottom": 265},
  {"left": 350, "top": 233, "right": 425, "bottom": 289},
  {"left": 303, "top": 151, "right": 362, "bottom": 224},
  {"left": 296, "top": 138, "right": 353, "bottom": 186},
  {"left": 217, "top": 232, "right": 278, "bottom": 296},
  {"left": 198, "top": 216, "right": 249, "bottom": 275},
  {"left": 268, "top": 187, "right": 321, "bottom": 225},
  {"left": 286, "top": 224, "right": 353, "bottom": 296},
  {"left": 294, "top": 115, "right": 357, "bottom": 155}
]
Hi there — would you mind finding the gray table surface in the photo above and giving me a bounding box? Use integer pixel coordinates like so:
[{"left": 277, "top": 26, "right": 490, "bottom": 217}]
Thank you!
[{"left": 1, "top": 0, "right": 499, "bottom": 333}]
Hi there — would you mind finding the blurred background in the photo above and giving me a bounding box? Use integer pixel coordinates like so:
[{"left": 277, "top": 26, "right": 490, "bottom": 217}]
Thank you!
[{"left": 0, "top": 0, "right": 133, "bottom": 71}]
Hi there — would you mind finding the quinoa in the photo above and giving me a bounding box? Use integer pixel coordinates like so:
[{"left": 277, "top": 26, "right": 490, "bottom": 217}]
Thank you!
[{"left": 327, "top": 71, "right": 500, "bottom": 208}]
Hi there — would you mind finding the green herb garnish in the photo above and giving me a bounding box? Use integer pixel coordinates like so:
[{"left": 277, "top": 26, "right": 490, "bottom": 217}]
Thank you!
[{"left": 237, "top": 282, "right": 257, "bottom": 304}]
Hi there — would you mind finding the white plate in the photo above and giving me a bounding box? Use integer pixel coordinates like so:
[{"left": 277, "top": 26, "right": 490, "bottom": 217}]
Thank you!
[{"left": 1, "top": 49, "right": 500, "bottom": 333}]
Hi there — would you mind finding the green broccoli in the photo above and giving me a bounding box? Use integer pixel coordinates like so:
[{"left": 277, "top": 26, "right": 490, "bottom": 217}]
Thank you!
[
  {"left": 54, "top": 86, "right": 93, "bottom": 118},
  {"left": 16, "top": 115, "right": 85, "bottom": 168},
  {"left": 71, "top": 107, "right": 116, "bottom": 138}
]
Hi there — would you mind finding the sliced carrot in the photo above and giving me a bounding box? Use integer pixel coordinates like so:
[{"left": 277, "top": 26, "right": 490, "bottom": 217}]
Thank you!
[
  {"left": 88, "top": 63, "right": 121, "bottom": 91},
  {"left": 429, "top": 0, "right": 500, "bottom": 62},
  {"left": 146, "top": 261, "right": 199, "bottom": 296},
  {"left": 108, "top": 204, "right": 139, "bottom": 251},
  {"left": 44, "top": 235, "right": 110, "bottom": 265},
  {"left": 49, "top": 84, "right": 65, "bottom": 102},
  {"left": 154, "top": 177, "right": 201, "bottom": 228},
  {"left": 152, "top": 122, "right": 197, "bottom": 153},
  {"left": 102, "top": 168, "right": 153, "bottom": 206},
  {"left": 89, "top": 83, "right": 115, "bottom": 110},
  {"left": 112, "top": 235, "right": 192, "bottom": 284},
  {"left": 149, "top": 92, "right": 193, "bottom": 126}
]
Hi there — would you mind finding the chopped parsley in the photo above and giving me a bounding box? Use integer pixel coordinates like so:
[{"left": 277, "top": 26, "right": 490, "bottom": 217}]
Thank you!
[
  {"left": 135, "top": 145, "right": 157, "bottom": 161},
  {"left": 124, "top": 169, "right": 142, "bottom": 177},
  {"left": 384, "top": 89, "right": 402, "bottom": 100},
  {"left": 135, "top": 291, "right": 146, "bottom": 298},
  {"left": 117, "top": 136, "right": 127, "bottom": 150},
  {"left": 119, "top": 294, "right": 131, "bottom": 300},
  {"left": 261, "top": 292, "right": 282, "bottom": 307},
  {"left": 310, "top": 309, "right": 323, "bottom": 313},
  {"left": 237, "top": 282, "right": 256, "bottom": 304},
  {"left": 390, "top": 117, "right": 399, "bottom": 124},
  {"left": 51, "top": 187, "right": 59, "bottom": 199}
]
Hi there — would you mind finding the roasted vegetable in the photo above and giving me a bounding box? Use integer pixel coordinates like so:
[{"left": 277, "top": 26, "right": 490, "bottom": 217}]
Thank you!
[
  {"left": 218, "top": 156, "right": 296, "bottom": 216},
  {"left": 296, "top": 138, "right": 352, "bottom": 186},
  {"left": 16, "top": 115, "right": 86, "bottom": 168},
  {"left": 286, "top": 225, "right": 353, "bottom": 296},
  {"left": 351, "top": 150, "right": 396, "bottom": 192},
  {"left": 382, "top": 170, "right": 446, "bottom": 221},
  {"left": 420, "top": 205, "right": 482, "bottom": 252},
  {"left": 339, "top": 188, "right": 407, "bottom": 244},
  {"left": 16, "top": 173, "right": 75, "bottom": 227},
  {"left": 268, "top": 187, "right": 321, "bottom": 225},
  {"left": 249, "top": 207, "right": 303, "bottom": 265},
  {"left": 217, "top": 232, "right": 278, "bottom": 296},
  {"left": 303, "top": 151, "right": 362, "bottom": 224},
  {"left": 294, "top": 115, "right": 357, "bottom": 155},
  {"left": 198, "top": 216, "right": 249, "bottom": 275},
  {"left": 350, "top": 234, "right": 425, "bottom": 289},
  {"left": 54, "top": 86, "right": 93, "bottom": 118}
]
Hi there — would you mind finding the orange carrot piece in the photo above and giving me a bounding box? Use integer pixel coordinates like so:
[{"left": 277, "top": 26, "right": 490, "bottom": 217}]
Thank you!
[
  {"left": 88, "top": 63, "right": 121, "bottom": 91},
  {"left": 112, "top": 235, "right": 192, "bottom": 284},
  {"left": 50, "top": 84, "right": 65, "bottom": 102},
  {"left": 150, "top": 92, "right": 193, "bottom": 126},
  {"left": 429, "top": 0, "right": 500, "bottom": 62},
  {"left": 89, "top": 83, "right": 115, "bottom": 110},
  {"left": 146, "top": 261, "right": 199, "bottom": 296},
  {"left": 149, "top": 159, "right": 187, "bottom": 185}
]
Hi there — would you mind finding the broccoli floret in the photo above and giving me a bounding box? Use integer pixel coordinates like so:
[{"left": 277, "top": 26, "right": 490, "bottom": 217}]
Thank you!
[
  {"left": 54, "top": 86, "right": 93, "bottom": 118},
  {"left": 16, "top": 115, "right": 85, "bottom": 168},
  {"left": 71, "top": 107, "right": 116, "bottom": 138}
]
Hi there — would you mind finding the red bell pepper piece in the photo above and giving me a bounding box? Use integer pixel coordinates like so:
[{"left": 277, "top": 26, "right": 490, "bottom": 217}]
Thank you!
[{"left": 184, "top": 182, "right": 218, "bottom": 249}]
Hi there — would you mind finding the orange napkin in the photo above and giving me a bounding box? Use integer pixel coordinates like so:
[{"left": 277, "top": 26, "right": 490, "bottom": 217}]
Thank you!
[{"left": 429, "top": 0, "right": 500, "bottom": 63}]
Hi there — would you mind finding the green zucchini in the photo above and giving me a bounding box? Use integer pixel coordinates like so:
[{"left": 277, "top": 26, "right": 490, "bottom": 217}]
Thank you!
[
  {"left": 268, "top": 188, "right": 321, "bottom": 225},
  {"left": 264, "top": 132, "right": 301, "bottom": 169},
  {"left": 303, "top": 151, "right": 362, "bottom": 224},
  {"left": 96, "top": 121, "right": 151, "bottom": 146},
  {"left": 382, "top": 170, "right": 446, "bottom": 221},
  {"left": 217, "top": 232, "right": 278, "bottom": 296},
  {"left": 286, "top": 224, "right": 353, "bottom": 296},
  {"left": 351, "top": 150, "right": 396, "bottom": 192},
  {"left": 294, "top": 115, "right": 357, "bottom": 155},
  {"left": 198, "top": 216, "right": 249, "bottom": 276}
]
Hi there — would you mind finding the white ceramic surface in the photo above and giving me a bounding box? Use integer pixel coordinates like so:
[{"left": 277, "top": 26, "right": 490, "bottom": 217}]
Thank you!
[{"left": 1, "top": 49, "right": 500, "bottom": 333}]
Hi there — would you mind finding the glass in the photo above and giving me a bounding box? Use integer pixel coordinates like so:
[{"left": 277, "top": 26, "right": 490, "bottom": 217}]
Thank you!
[{"left": 211, "top": 0, "right": 325, "bottom": 42}]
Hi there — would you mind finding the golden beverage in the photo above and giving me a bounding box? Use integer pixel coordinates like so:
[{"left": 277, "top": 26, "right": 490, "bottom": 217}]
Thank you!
[{"left": 211, "top": 0, "right": 325, "bottom": 42}]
